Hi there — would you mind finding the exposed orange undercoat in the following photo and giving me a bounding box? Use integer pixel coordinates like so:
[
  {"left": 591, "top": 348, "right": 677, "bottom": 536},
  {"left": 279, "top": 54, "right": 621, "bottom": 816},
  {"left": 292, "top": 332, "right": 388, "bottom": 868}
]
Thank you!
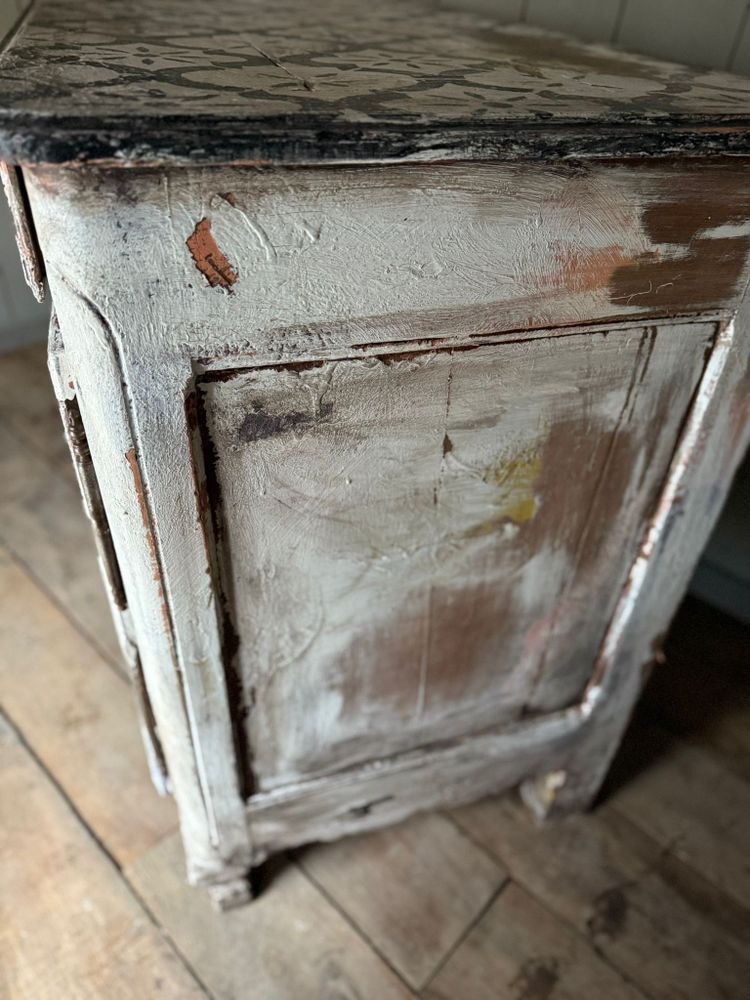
[{"left": 186, "top": 217, "right": 238, "bottom": 289}]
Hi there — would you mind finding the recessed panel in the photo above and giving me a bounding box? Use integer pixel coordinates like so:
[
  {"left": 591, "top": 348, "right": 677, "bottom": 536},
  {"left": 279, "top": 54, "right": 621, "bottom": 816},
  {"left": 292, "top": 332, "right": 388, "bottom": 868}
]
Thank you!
[{"left": 201, "top": 322, "right": 712, "bottom": 791}]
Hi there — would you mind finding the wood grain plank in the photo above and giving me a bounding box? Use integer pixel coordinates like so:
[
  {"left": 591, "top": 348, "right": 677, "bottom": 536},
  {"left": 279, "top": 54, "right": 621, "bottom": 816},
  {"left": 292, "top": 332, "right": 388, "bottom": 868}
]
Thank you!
[
  {"left": 525, "top": 0, "right": 622, "bottom": 43},
  {"left": 0, "top": 714, "right": 204, "bottom": 1000},
  {"left": 127, "top": 831, "right": 413, "bottom": 1000},
  {"left": 0, "top": 421, "right": 121, "bottom": 664},
  {"left": 0, "top": 342, "right": 67, "bottom": 465},
  {"left": 606, "top": 720, "right": 750, "bottom": 909},
  {"left": 298, "top": 812, "right": 507, "bottom": 989},
  {"left": 617, "top": 0, "right": 748, "bottom": 69},
  {"left": 423, "top": 881, "right": 643, "bottom": 1000},
  {"left": 0, "top": 547, "right": 176, "bottom": 867},
  {"left": 450, "top": 794, "right": 750, "bottom": 1000}
]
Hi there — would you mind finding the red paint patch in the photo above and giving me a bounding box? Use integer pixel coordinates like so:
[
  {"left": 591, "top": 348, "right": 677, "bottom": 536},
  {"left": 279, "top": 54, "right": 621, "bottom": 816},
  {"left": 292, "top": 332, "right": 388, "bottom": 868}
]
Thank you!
[{"left": 186, "top": 217, "right": 238, "bottom": 289}]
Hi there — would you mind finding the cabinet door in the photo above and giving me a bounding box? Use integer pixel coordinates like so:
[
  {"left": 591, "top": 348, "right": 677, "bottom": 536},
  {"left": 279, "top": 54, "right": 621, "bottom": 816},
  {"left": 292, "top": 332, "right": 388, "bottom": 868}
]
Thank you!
[{"left": 199, "top": 321, "right": 712, "bottom": 791}]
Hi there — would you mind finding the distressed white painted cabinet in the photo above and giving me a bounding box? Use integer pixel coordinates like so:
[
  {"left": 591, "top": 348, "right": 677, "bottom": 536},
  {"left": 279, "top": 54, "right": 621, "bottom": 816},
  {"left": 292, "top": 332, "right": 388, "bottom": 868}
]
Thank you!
[{"left": 2, "top": 0, "right": 749, "bottom": 905}]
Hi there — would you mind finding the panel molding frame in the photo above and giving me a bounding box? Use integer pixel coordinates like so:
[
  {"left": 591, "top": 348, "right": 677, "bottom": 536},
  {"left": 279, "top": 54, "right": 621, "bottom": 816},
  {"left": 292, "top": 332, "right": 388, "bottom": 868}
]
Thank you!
[{"left": 181, "top": 310, "right": 749, "bottom": 863}]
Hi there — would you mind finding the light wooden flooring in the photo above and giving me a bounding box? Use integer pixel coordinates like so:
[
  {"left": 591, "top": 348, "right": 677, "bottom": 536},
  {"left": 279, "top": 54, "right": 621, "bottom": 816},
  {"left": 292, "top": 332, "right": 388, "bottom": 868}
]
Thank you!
[{"left": 1, "top": 343, "right": 749, "bottom": 1000}]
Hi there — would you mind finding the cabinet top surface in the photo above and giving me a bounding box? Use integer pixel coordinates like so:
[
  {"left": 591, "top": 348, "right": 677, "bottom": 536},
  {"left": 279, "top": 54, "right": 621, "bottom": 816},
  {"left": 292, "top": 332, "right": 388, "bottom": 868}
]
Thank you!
[{"left": 1, "top": 0, "right": 749, "bottom": 166}]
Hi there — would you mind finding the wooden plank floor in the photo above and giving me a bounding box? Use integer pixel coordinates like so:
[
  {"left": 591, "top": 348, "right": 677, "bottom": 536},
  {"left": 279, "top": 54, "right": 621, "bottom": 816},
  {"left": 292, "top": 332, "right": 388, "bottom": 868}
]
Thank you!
[{"left": 1, "top": 343, "right": 748, "bottom": 1000}]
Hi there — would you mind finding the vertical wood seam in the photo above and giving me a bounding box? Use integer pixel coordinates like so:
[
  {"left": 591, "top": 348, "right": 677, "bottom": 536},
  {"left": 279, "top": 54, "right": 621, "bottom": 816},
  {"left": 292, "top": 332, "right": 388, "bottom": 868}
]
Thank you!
[
  {"left": 611, "top": 0, "right": 631, "bottom": 43},
  {"left": 728, "top": 3, "right": 750, "bottom": 69}
]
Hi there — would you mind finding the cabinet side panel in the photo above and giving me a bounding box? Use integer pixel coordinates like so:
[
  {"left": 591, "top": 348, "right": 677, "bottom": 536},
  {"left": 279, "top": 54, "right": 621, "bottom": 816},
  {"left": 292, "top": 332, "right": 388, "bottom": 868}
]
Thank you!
[{"left": 201, "top": 321, "right": 712, "bottom": 790}]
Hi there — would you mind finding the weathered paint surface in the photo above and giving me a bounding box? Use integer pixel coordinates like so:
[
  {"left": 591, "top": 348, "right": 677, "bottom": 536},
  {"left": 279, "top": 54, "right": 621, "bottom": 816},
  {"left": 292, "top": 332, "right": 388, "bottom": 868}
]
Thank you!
[
  {"left": 201, "top": 322, "right": 712, "bottom": 789},
  {"left": 41, "top": 264, "right": 253, "bottom": 899},
  {"left": 523, "top": 309, "right": 750, "bottom": 820},
  {"left": 23, "top": 160, "right": 750, "bottom": 365},
  {"left": 18, "top": 147, "right": 750, "bottom": 899}
]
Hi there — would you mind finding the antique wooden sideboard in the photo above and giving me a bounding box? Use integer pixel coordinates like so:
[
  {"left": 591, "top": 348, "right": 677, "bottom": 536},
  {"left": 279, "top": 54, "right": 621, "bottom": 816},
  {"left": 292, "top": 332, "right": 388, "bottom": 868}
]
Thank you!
[{"left": 2, "top": 0, "right": 749, "bottom": 907}]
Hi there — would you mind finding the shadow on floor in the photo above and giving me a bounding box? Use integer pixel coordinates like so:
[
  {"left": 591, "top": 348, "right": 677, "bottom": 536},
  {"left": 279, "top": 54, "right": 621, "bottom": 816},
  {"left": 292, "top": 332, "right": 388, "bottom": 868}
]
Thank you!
[{"left": 601, "top": 594, "right": 750, "bottom": 799}]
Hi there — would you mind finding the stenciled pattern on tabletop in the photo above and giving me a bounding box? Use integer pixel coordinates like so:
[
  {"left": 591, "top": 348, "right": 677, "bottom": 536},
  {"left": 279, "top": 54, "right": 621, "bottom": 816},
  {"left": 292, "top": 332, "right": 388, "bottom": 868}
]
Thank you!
[{"left": 1, "top": 0, "right": 750, "bottom": 163}]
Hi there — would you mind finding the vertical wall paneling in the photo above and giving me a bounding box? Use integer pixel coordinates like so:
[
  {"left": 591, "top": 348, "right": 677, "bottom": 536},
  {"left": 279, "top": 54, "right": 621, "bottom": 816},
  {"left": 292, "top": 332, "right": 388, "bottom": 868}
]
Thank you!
[
  {"left": 449, "top": 0, "right": 750, "bottom": 72},
  {"left": 616, "top": 0, "right": 749, "bottom": 69},
  {"left": 730, "top": 5, "right": 750, "bottom": 73},
  {"left": 525, "top": 0, "right": 621, "bottom": 44},
  {"left": 0, "top": 0, "right": 29, "bottom": 45}
]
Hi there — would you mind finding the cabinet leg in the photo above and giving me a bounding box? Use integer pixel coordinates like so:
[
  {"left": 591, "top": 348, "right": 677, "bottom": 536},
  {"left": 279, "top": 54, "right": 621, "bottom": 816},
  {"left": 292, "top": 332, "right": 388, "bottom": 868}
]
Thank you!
[
  {"left": 520, "top": 696, "right": 638, "bottom": 821},
  {"left": 520, "top": 765, "right": 601, "bottom": 820},
  {"left": 207, "top": 874, "right": 253, "bottom": 910}
]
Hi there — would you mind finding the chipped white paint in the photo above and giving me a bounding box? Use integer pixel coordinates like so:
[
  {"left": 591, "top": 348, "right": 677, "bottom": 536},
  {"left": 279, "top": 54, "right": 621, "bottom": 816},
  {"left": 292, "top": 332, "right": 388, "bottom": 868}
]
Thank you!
[
  {"left": 10, "top": 148, "right": 750, "bottom": 899},
  {"left": 202, "top": 323, "right": 711, "bottom": 791},
  {"left": 41, "top": 278, "right": 252, "bottom": 894},
  {"left": 22, "top": 161, "right": 750, "bottom": 366}
]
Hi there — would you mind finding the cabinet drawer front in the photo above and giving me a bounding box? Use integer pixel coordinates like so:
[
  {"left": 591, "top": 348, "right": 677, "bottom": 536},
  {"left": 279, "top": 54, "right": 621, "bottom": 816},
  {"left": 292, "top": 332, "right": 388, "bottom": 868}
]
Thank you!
[
  {"left": 27, "top": 160, "right": 750, "bottom": 363},
  {"left": 200, "top": 320, "right": 712, "bottom": 791}
]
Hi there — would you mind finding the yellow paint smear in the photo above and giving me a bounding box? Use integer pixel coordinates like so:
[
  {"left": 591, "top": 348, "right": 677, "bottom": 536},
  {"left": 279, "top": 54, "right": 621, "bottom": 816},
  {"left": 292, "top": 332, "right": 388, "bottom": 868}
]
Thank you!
[{"left": 481, "top": 444, "right": 542, "bottom": 526}]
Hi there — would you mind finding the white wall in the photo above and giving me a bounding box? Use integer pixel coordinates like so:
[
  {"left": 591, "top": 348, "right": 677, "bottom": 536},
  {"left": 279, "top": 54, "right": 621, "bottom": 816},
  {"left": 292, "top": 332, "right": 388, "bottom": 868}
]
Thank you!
[
  {"left": 0, "top": 0, "right": 28, "bottom": 38},
  {"left": 447, "top": 0, "right": 750, "bottom": 72}
]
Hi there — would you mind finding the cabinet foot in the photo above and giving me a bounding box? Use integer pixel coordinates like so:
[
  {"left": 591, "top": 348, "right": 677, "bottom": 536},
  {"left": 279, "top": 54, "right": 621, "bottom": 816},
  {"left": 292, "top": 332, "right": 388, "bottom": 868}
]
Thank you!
[
  {"left": 519, "top": 768, "right": 598, "bottom": 820},
  {"left": 207, "top": 875, "right": 253, "bottom": 911}
]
